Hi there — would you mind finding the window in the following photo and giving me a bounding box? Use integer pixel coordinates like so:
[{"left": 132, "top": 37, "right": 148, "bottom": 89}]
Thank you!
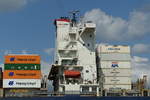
[
  {"left": 86, "top": 70, "right": 89, "bottom": 73},
  {"left": 89, "top": 35, "right": 92, "bottom": 38}
]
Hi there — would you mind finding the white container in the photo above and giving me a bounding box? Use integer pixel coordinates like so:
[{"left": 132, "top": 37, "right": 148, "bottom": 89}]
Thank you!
[
  {"left": 96, "top": 45, "right": 132, "bottom": 90},
  {"left": 101, "top": 68, "right": 131, "bottom": 77},
  {"left": 3, "top": 79, "right": 41, "bottom": 88},
  {"left": 97, "top": 45, "right": 130, "bottom": 53},
  {"left": 104, "top": 84, "right": 131, "bottom": 90},
  {"left": 98, "top": 53, "right": 131, "bottom": 61},
  {"left": 99, "top": 61, "right": 131, "bottom": 68},
  {"left": 104, "top": 76, "right": 131, "bottom": 84}
]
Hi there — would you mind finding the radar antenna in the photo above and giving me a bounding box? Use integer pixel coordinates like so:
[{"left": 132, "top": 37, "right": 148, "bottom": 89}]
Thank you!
[{"left": 69, "top": 10, "right": 79, "bottom": 26}]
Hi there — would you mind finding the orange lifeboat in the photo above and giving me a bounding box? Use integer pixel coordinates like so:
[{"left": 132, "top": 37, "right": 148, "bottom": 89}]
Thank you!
[{"left": 64, "top": 70, "right": 81, "bottom": 78}]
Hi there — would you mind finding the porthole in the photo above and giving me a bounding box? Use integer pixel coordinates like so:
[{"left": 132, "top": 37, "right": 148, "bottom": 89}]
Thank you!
[{"left": 86, "top": 70, "right": 89, "bottom": 73}]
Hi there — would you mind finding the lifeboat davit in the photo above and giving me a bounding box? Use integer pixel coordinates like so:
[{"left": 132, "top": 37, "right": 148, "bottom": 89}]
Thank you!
[{"left": 64, "top": 70, "right": 81, "bottom": 78}]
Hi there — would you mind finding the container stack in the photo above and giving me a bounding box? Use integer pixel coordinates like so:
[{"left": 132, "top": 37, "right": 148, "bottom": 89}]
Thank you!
[
  {"left": 3, "top": 55, "right": 41, "bottom": 88},
  {"left": 96, "top": 45, "right": 131, "bottom": 90}
]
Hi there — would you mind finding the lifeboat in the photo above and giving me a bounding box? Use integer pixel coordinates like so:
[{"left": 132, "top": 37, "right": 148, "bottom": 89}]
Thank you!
[{"left": 64, "top": 70, "right": 81, "bottom": 78}]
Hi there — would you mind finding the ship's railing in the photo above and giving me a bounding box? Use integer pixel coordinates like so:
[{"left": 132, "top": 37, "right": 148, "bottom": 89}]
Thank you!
[{"left": 32, "top": 91, "right": 98, "bottom": 97}]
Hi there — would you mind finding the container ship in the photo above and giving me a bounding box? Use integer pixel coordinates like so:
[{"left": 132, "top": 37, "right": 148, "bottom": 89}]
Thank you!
[{"left": 1, "top": 11, "right": 150, "bottom": 100}]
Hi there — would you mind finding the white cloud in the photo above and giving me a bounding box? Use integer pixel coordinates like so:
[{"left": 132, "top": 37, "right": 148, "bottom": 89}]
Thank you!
[
  {"left": 4, "top": 50, "right": 12, "bottom": 55},
  {"left": 132, "top": 44, "right": 150, "bottom": 54},
  {"left": 21, "top": 50, "right": 28, "bottom": 54},
  {"left": 133, "top": 56, "right": 149, "bottom": 63},
  {"left": 0, "top": 0, "right": 34, "bottom": 12},
  {"left": 43, "top": 48, "right": 54, "bottom": 56},
  {"left": 3, "top": 49, "right": 31, "bottom": 55},
  {"left": 84, "top": 9, "right": 150, "bottom": 41}
]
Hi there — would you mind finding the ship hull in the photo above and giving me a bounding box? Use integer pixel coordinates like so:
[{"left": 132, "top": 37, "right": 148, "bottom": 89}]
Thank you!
[{"left": 1, "top": 96, "right": 150, "bottom": 100}]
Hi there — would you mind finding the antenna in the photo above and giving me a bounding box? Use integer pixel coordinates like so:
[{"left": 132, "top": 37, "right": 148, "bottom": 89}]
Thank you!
[{"left": 69, "top": 10, "right": 80, "bottom": 26}]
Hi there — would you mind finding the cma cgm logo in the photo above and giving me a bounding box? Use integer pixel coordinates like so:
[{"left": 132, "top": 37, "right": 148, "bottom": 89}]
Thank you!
[
  {"left": 9, "top": 72, "right": 14, "bottom": 76},
  {"left": 10, "top": 57, "right": 15, "bottom": 61},
  {"left": 112, "top": 62, "right": 119, "bottom": 68},
  {"left": 8, "top": 81, "right": 14, "bottom": 86}
]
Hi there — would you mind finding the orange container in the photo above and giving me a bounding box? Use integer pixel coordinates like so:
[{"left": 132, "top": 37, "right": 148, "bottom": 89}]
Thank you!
[
  {"left": 3, "top": 70, "right": 41, "bottom": 79},
  {"left": 4, "top": 55, "right": 40, "bottom": 64}
]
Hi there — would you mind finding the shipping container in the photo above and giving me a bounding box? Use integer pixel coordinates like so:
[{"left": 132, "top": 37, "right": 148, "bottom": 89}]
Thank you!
[
  {"left": 4, "top": 55, "right": 40, "bottom": 64},
  {"left": 104, "top": 84, "right": 131, "bottom": 90},
  {"left": 104, "top": 76, "right": 131, "bottom": 84},
  {"left": 4, "top": 88, "right": 40, "bottom": 97},
  {"left": 96, "top": 45, "right": 132, "bottom": 90},
  {"left": 3, "top": 70, "right": 41, "bottom": 79},
  {"left": 3, "top": 79, "right": 41, "bottom": 88},
  {"left": 98, "top": 53, "right": 131, "bottom": 61},
  {"left": 4, "top": 64, "right": 40, "bottom": 70},
  {"left": 99, "top": 61, "right": 131, "bottom": 68},
  {"left": 99, "top": 68, "right": 131, "bottom": 77},
  {"left": 96, "top": 45, "right": 130, "bottom": 53}
]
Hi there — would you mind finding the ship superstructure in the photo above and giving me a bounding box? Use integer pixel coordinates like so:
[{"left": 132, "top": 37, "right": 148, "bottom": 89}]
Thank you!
[
  {"left": 48, "top": 12, "right": 99, "bottom": 95},
  {"left": 46, "top": 12, "right": 150, "bottom": 97}
]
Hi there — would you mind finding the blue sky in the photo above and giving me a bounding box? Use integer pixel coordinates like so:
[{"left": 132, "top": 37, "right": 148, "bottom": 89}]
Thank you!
[{"left": 0, "top": 0, "right": 150, "bottom": 79}]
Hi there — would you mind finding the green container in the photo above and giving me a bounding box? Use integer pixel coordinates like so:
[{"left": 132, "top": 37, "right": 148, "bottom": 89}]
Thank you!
[{"left": 4, "top": 64, "right": 41, "bottom": 70}]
